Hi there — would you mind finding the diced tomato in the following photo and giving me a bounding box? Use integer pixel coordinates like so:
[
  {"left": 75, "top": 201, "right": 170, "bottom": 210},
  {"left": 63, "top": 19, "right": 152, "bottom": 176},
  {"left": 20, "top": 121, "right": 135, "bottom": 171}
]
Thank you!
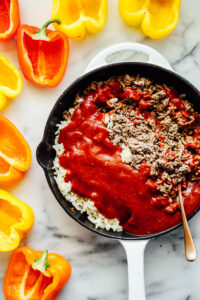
[
  {"left": 143, "top": 111, "right": 154, "bottom": 119},
  {"left": 123, "top": 88, "right": 142, "bottom": 101},
  {"left": 159, "top": 134, "right": 164, "bottom": 142},
  {"left": 185, "top": 136, "right": 200, "bottom": 149},
  {"left": 151, "top": 196, "right": 169, "bottom": 208},
  {"left": 159, "top": 143, "right": 164, "bottom": 149},
  {"left": 163, "top": 202, "right": 180, "bottom": 214},
  {"left": 137, "top": 90, "right": 143, "bottom": 97},
  {"left": 186, "top": 142, "right": 197, "bottom": 150},
  {"left": 171, "top": 98, "right": 185, "bottom": 110},
  {"left": 146, "top": 179, "right": 157, "bottom": 191},
  {"left": 109, "top": 82, "right": 122, "bottom": 96},
  {"left": 182, "top": 110, "right": 190, "bottom": 118},
  {"left": 139, "top": 100, "right": 150, "bottom": 111},
  {"left": 166, "top": 149, "right": 176, "bottom": 158},
  {"left": 168, "top": 89, "right": 178, "bottom": 99},
  {"left": 189, "top": 160, "right": 198, "bottom": 170},
  {"left": 94, "top": 86, "right": 113, "bottom": 103},
  {"left": 173, "top": 111, "right": 182, "bottom": 119},
  {"left": 143, "top": 92, "right": 152, "bottom": 99},
  {"left": 133, "top": 120, "right": 137, "bottom": 126}
]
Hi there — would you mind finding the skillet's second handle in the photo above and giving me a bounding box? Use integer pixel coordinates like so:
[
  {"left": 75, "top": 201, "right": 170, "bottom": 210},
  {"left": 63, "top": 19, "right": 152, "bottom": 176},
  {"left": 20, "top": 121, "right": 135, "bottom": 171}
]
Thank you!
[
  {"left": 85, "top": 42, "right": 172, "bottom": 73},
  {"left": 120, "top": 240, "right": 148, "bottom": 300},
  {"left": 36, "top": 141, "right": 55, "bottom": 170}
]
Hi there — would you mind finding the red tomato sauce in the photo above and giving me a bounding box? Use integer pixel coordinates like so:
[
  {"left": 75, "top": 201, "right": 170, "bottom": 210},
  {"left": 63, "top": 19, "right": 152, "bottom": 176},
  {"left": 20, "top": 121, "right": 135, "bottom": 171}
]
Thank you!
[{"left": 58, "top": 95, "right": 200, "bottom": 235}]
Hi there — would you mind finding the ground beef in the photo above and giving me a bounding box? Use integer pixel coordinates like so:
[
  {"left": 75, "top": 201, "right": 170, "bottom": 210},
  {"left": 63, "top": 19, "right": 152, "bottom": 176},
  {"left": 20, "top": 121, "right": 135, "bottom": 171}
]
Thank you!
[
  {"left": 106, "top": 103, "right": 193, "bottom": 198},
  {"left": 74, "top": 74, "right": 200, "bottom": 208}
]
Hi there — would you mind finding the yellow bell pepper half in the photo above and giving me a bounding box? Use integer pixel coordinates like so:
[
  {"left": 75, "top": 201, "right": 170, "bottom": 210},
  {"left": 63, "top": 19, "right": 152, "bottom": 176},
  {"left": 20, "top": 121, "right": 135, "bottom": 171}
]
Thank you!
[
  {"left": 52, "top": 0, "right": 108, "bottom": 40},
  {"left": 0, "top": 93, "right": 7, "bottom": 111},
  {"left": 119, "top": 0, "right": 182, "bottom": 39},
  {"left": 0, "top": 53, "right": 22, "bottom": 111},
  {"left": 0, "top": 189, "right": 34, "bottom": 252}
]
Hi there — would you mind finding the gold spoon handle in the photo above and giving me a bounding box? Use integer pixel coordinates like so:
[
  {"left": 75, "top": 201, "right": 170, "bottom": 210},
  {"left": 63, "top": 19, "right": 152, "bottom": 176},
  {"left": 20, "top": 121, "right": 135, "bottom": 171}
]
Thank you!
[{"left": 178, "top": 186, "right": 197, "bottom": 262}]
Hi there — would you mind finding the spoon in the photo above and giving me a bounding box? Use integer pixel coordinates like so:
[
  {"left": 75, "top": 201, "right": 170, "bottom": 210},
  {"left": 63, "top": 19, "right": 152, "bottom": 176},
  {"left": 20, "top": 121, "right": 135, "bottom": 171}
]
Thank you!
[{"left": 178, "top": 185, "right": 197, "bottom": 262}]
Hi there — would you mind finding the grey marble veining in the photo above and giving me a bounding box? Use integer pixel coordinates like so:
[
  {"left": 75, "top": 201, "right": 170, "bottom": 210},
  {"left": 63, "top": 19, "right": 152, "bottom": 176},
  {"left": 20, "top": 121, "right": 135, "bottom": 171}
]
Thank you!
[{"left": 0, "top": 0, "right": 200, "bottom": 299}]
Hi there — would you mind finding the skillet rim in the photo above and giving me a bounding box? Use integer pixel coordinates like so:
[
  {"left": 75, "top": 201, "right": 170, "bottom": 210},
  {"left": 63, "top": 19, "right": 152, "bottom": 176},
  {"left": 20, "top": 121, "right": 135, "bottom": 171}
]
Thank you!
[{"left": 37, "top": 62, "right": 200, "bottom": 240}]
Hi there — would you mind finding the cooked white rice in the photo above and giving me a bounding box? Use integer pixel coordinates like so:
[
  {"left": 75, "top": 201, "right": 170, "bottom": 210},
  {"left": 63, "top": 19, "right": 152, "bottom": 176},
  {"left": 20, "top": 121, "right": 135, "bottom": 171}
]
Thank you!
[
  {"left": 53, "top": 114, "right": 123, "bottom": 232},
  {"left": 121, "top": 144, "right": 133, "bottom": 164}
]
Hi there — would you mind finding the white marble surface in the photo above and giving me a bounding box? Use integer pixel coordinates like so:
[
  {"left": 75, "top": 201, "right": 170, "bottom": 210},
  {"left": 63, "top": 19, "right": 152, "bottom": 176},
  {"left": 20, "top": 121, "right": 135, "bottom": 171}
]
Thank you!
[{"left": 0, "top": 0, "right": 200, "bottom": 299}]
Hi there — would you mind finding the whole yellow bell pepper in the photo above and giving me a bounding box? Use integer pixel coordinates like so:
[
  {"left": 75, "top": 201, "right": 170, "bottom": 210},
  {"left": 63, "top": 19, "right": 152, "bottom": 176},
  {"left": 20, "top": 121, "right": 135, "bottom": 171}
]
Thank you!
[
  {"left": 0, "top": 189, "right": 34, "bottom": 252},
  {"left": 0, "top": 53, "right": 22, "bottom": 111},
  {"left": 51, "top": 0, "right": 108, "bottom": 40},
  {"left": 119, "top": 0, "right": 182, "bottom": 39}
]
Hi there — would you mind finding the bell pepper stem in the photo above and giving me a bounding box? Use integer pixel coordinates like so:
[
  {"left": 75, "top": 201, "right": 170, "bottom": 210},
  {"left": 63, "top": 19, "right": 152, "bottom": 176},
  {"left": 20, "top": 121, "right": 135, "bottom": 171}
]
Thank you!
[
  {"left": 34, "top": 19, "right": 61, "bottom": 41},
  {"left": 32, "top": 250, "right": 50, "bottom": 274}
]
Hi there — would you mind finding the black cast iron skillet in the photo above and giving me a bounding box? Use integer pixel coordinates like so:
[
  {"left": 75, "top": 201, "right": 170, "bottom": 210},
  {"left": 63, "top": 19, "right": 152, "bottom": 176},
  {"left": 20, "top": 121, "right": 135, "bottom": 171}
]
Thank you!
[{"left": 37, "top": 62, "right": 200, "bottom": 240}]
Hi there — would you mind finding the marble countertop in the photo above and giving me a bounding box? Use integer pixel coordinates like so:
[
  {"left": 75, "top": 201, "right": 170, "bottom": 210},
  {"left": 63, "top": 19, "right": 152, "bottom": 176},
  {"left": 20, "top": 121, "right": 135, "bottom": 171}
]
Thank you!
[{"left": 1, "top": 0, "right": 200, "bottom": 299}]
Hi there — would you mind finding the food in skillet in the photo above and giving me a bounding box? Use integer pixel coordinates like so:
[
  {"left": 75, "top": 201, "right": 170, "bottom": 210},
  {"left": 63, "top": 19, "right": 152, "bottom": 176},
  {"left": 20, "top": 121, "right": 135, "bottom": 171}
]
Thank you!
[{"left": 53, "top": 74, "right": 200, "bottom": 235}]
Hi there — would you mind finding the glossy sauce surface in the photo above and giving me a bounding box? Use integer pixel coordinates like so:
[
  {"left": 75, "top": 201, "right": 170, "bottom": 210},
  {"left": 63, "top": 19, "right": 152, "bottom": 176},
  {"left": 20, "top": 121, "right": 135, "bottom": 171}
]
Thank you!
[{"left": 59, "top": 95, "right": 200, "bottom": 235}]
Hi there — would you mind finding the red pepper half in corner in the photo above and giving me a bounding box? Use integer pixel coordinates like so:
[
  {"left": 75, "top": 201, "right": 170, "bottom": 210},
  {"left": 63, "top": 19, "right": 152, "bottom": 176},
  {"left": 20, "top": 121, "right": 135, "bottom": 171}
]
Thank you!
[
  {"left": 17, "top": 19, "right": 69, "bottom": 87},
  {"left": 0, "top": 0, "right": 20, "bottom": 41},
  {"left": 4, "top": 247, "right": 72, "bottom": 300}
]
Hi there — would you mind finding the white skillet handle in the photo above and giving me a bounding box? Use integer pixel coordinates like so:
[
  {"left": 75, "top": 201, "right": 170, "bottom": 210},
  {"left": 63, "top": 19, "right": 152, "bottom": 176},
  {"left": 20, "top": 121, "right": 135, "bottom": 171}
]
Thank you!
[
  {"left": 85, "top": 42, "right": 172, "bottom": 73},
  {"left": 120, "top": 240, "right": 148, "bottom": 300}
]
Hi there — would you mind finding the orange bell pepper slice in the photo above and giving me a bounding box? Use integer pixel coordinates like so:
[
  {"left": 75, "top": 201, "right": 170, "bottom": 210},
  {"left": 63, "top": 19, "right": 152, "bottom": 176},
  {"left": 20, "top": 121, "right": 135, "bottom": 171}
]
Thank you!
[
  {"left": 0, "top": 0, "right": 20, "bottom": 41},
  {"left": 4, "top": 247, "right": 72, "bottom": 300},
  {"left": 0, "top": 116, "right": 31, "bottom": 185},
  {"left": 17, "top": 19, "right": 69, "bottom": 87}
]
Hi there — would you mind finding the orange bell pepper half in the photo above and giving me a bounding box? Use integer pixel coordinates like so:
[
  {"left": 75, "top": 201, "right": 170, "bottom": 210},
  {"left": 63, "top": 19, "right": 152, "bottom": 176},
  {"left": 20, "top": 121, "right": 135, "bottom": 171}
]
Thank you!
[
  {"left": 0, "top": 116, "right": 31, "bottom": 185},
  {"left": 17, "top": 19, "right": 69, "bottom": 87},
  {"left": 4, "top": 247, "right": 72, "bottom": 300},
  {"left": 0, "top": 0, "right": 20, "bottom": 41}
]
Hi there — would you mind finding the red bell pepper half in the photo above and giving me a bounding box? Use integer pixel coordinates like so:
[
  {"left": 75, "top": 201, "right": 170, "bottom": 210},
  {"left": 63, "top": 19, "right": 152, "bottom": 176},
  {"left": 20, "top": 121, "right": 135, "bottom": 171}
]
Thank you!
[
  {"left": 0, "top": 0, "right": 20, "bottom": 41},
  {"left": 17, "top": 19, "right": 69, "bottom": 87}
]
